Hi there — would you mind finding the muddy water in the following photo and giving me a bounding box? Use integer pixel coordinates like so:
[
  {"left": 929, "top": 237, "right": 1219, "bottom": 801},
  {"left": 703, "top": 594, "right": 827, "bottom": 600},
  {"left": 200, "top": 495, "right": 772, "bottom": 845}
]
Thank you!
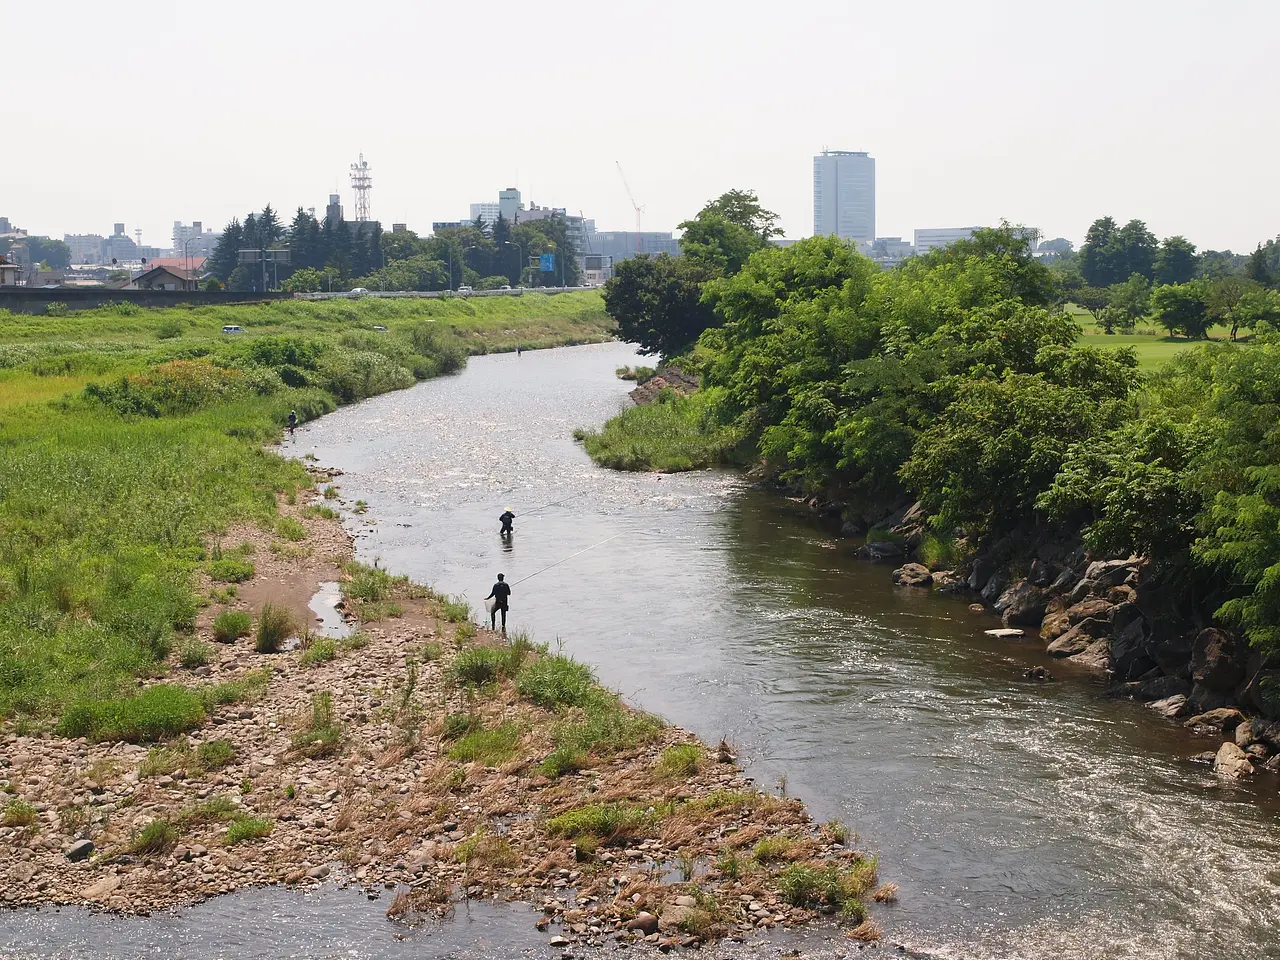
[{"left": 9, "top": 342, "right": 1280, "bottom": 960}]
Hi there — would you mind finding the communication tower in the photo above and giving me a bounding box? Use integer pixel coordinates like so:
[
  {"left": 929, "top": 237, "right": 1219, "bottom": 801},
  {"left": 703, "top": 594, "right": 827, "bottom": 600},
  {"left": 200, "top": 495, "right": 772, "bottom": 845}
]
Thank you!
[{"left": 350, "top": 153, "right": 373, "bottom": 222}]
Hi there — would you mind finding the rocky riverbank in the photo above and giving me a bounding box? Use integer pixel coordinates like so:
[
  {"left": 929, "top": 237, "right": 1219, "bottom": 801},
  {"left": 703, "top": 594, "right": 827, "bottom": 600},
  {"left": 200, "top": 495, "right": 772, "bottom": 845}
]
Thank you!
[
  {"left": 0, "top": 469, "right": 890, "bottom": 949},
  {"left": 845, "top": 501, "right": 1280, "bottom": 787}
]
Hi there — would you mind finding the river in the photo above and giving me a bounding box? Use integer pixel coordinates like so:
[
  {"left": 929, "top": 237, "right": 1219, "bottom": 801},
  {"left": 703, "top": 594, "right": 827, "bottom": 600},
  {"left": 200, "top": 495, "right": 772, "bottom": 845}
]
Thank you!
[{"left": 7, "top": 342, "right": 1279, "bottom": 960}]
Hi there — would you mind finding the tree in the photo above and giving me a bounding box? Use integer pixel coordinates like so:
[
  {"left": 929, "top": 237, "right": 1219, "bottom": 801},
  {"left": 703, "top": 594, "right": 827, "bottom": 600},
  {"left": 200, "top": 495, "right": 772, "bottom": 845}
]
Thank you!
[
  {"left": 208, "top": 218, "right": 243, "bottom": 281},
  {"left": 602, "top": 254, "right": 720, "bottom": 358},
  {"left": 1245, "top": 241, "right": 1277, "bottom": 287},
  {"left": 1151, "top": 282, "right": 1211, "bottom": 338},
  {"left": 1154, "top": 235, "right": 1197, "bottom": 285},
  {"left": 1197, "top": 249, "right": 1246, "bottom": 280},
  {"left": 282, "top": 267, "right": 324, "bottom": 293},
  {"left": 1079, "top": 216, "right": 1122, "bottom": 287},
  {"left": 1117, "top": 219, "right": 1158, "bottom": 280},
  {"left": 288, "top": 208, "right": 324, "bottom": 271},
  {"left": 470, "top": 215, "right": 491, "bottom": 238},
  {"left": 1224, "top": 285, "right": 1280, "bottom": 340},
  {"left": 695, "top": 189, "right": 783, "bottom": 240},
  {"left": 1074, "top": 286, "right": 1112, "bottom": 329},
  {"left": 24, "top": 237, "right": 71, "bottom": 269},
  {"left": 677, "top": 189, "right": 781, "bottom": 277},
  {"left": 1107, "top": 274, "right": 1151, "bottom": 331}
]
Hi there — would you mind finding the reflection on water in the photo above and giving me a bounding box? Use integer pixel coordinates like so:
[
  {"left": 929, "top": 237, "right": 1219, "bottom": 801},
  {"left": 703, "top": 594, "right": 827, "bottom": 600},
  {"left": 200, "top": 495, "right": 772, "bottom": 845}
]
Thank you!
[{"left": 8, "top": 342, "right": 1280, "bottom": 960}]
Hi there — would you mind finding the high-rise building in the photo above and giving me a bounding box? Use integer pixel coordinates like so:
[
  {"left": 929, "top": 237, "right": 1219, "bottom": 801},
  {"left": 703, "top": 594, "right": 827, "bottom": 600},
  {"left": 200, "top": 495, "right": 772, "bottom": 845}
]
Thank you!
[
  {"left": 325, "top": 194, "right": 344, "bottom": 223},
  {"left": 813, "top": 150, "right": 875, "bottom": 242},
  {"left": 468, "top": 202, "right": 500, "bottom": 225},
  {"left": 499, "top": 188, "right": 521, "bottom": 222},
  {"left": 64, "top": 234, "right": 106, "bottom": 265},
  {"left": 171, "top": 221, "right": 219, "bottom": 259},
  {"left": 913, "top": 227, "right": 982, "bottom": 253}
]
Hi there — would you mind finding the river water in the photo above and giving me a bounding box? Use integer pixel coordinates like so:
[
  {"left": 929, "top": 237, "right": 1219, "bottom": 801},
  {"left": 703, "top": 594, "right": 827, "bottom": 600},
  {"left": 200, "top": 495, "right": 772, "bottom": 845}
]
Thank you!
[{"left": 8, "top": 342, "right": 1279, "bottom": 960}]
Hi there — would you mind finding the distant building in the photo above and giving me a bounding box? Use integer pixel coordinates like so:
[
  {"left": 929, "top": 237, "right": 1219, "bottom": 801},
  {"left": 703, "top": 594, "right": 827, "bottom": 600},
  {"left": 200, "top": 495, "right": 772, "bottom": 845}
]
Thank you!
[
  {"left": 0, "top": 255, "right": 19, "bottom": 285},
  {"left": 498, "top": 188, "right": 521, "bottom": 222},
  {"left": 432, "top": 221, "right": 467, "bottom": 232},
  {"left": 813, "top": 150, "right": 875, "bottom": 242},
  {"left": 102, "top": 223, "right": 138, "bottom": 263},
  {"left": 590, "top": 231, "right": 680, "bottom": 262},
  {"left": 64, "top": 234, "right": 106, "bottom": 265},
  {"left": 129, "top": 264, "right": 201, "bottom": 291},
  {"left": 468, "top": 202, "right": 500, "bottom": 226},
  {"left": 913, "top": 227, "right": 982, "bottom": 254},
  {"left": 325, "top": 194, "right": 343, "bottom": 223},
  {"left": 391, "top": 223, "right": 408, "bottom": 234},
  {"left": 171, "top": 221, "right": 219, "bottom": 259}
]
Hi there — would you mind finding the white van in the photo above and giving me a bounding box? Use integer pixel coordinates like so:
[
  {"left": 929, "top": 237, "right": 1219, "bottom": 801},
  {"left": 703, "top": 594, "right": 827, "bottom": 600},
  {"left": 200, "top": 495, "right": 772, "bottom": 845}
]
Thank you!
[{"left": 221, "top": 325, "right": 244, "bottom": 334}]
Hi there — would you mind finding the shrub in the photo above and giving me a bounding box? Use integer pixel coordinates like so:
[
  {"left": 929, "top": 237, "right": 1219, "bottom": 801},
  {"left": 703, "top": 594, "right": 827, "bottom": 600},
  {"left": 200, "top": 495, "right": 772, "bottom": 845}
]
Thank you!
[
  {"left": 441, "top": 596, "right": 471, "bottom": 623},
  {"left": 212, "top": 610, "right": 252, "bottom": 643},
  {"left": 58, "top": 684, "right": 207, "bottom": 743},
  {"left": 276, "top": 517, "right": 307, "bottom": 542},
  {"left": 775, "top": 859, "right": 878, "bottom": 917},
  {"left": 255, "top": 602, "right": 296, "bottom": 653},
  {"left": 441, "top": 712, "right": 479, "bottom": 741},
  {"left": 196, "top": 739, "right": 236, "bottom": 771},
  {"left": 225, "top": 815, "right": 273, "bottom": 844},
  {"left": 516, "top": 654, "right": 594, "bottom": 708},
  {"left": 655, "top": 743, "right": 701, "bottom": 779},
  {"left": 178, "top": 640, "right": 212, "bottom": 669},
  {"left": 2, "top": 800, "right": 37, "bottom": 827},
  {"left": 450, "top": 647, "right": 507, "bottom": 687},
  {"left": 209, "top": 557, "right": 255, "bottom": 583},
  {"left": 447, "top": 723, "right": 521, "bottom": 764},
  {"left": 548, "top": 688, "right": 662, "bottom": 759},
  {"left": 156, "top": 320, "right": 185, "bottom": 340},
  {"left": 546, "top": 803, "right": 657, "bottom": 841},
  {"left": 129, "top": 819, "right": 179, "bottom": 855}
]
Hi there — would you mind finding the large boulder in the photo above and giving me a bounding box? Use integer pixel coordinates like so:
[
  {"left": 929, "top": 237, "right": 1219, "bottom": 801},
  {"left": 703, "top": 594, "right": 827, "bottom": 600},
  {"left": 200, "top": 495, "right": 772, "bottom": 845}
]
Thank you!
[
  {"left": 1110, "top": 604, "right": 1155, "bottom": 682},
  {"left": 1049, "top": 567, "right": 1078, "bottom": 592},
  {"left": 1235, "top": 718, "right": 1280, "bottom": 750},
  {"left": 997, "top": 581, "right": 1050, "bottom": 626},
  {"left": 1183, "top": 707, "right": 1246, "bottom": 733},
  {"left": 857, "top": 540, "right": 906, "bottom": 562},
  {"left": 1040, "top": 600, "right": 1071, "bottom": 641},
  {"left": 1118, "top": 675, "right": 1192, "bottom": 701},
  {"left": 1027, "top": 559, "right": 1056, "bottom": 588},
  {"left": 933, "top": 570, "right": 970, "bottom": 594},
  {"left": 1068, "top": 637, "right": 1112, "bottom": 674},
  {"left": 1213, "top": 741, "right": 1255, "bottom": 778},
  {"left": 1190, "top": 628, "right": 1246, "bottom": 691},
  {"left": 981, "top": 570, "right": 1011, "bottom": 604},
  {"left": 1067, "top": 598, "right": 1114, "bottom": 625},
  {"left": 1146, "top": 627, "right": 1195, "bottom": 678},
  {"left": 892, "top": 563, "right": 933, "bottom": 588},
  {"left": 1148, "top": 694, "right": 1192, "bottom": 719},
  {"left": 1083, "top": 558, "right": 1140, "bottom": 590},
  {"left": 1067, "top": 579, "right": 1096, "bottom": 604},
  {"left": 967, "top": 558, "right": 995, "bottom": 592},
  {"left": 1047, "top": 618, "right": 1111, "bottom": 657}
]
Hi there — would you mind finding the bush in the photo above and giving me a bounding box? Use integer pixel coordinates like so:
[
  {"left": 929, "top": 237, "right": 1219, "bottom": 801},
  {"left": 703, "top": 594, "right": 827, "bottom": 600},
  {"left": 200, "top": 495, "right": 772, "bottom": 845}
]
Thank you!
[
  {"left": 298, "top": 636, "right": 337, "bottom": 668},
  {"left": 255, "top": 602, "right": 296, "bottom": 653},
  {"left": 156, "top": 320, "right": 185, "bottom": 340},
  {"left": 441, "top": 596, "right": 471, "bottom": 623},
  {"left": 225, "top": 815, "right": 273, "bottom": 844},
  {"left": 129, "top": 819, "right": 179, "bottom": 855},
  {"left": 209, "top": 557, "right": 255, "bottom": 583},
  {"left": 450, "top": 647, "right": 507, "bottom": 687},
  {"left": 775, "top": 860, "right": 878, "bottom": 921},
  {"left": 516, "top": 654, "right": 594, "bottom": 708},
  {"left": 276, "top": 517, "right": 307, "bottom": 542},
  {"left": 58, "top": 684, "right": 207, "bottom": 742},
  {"left": 212, "top": 610, "right": 252, "bottom": 643},
  {"left": 2, "top": 800, "right": 37, "bottom": 827},
  {"left": 178, "top": 640, "right": 212, "bottom": 669}
]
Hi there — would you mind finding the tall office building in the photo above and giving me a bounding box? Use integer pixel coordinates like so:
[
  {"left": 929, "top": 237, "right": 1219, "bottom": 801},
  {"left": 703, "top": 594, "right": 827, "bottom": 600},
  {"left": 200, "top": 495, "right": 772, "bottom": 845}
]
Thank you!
[{"left": 813, "top": 150, "right": 875, "bottom": 242}]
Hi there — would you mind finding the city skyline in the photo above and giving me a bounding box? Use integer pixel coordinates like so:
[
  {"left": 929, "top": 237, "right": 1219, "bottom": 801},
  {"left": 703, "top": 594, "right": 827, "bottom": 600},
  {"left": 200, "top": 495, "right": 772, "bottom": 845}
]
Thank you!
[{"left": 5, "top": 2, "right": 1280, "bottom": 254}]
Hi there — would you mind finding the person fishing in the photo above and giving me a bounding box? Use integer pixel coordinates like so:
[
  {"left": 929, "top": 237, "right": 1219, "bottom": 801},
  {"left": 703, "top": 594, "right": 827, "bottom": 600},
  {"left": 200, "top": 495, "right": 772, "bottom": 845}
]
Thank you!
[
  {"left": 499, "top": 508, "right": 516, "bottom": 536},
  {"left": 484, "top": 573, "right": 511, "bottom": 632},
  {"left": 287, "top": 410, "right": 297, "bottom": 436}
]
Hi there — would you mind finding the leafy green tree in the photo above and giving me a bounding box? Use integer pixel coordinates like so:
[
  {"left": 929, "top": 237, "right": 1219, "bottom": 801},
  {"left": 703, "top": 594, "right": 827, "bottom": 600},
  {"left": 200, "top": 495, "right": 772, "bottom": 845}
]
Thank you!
[
  {"left": 1196, "top": 249, "right": 1247, "bottom": 279},
  {"left": 1151, "top": 282, "right": 1212, "bottom": 338},
  {"left": 1074, "top": 286, "right": 1112, "bottom": 329},
  {"left": 1224, "top": 285, "right": 1280, "bottom": 340},
  {"left": 470, "top": 215, "right": 491, "bottom": 238},
  {"left": 678, "top": 214, "right": 764, "bottom": 276},
  {"left": 1154, "top": 235, "right": 1198, "bottom": 285},
  {"left": 603, "top": 254, "right": 720, "bottom": 358},
  {"left": 208, "top": 218, "right": 243, "bottom": 282},
  {"left": 24, "top": 237, "right": 71, "bottom": 269},
  {"left": 287, "top": 208, "right": 324, "bottom": 272},
  {"left": 1116, "top": 219, "right": 1158, "bottom": 280},
  {"left": 1245, "top": 240, "right": 1277, "bottom": 287},
  {"left": 381, "top": 228, "right": 424, "bottom": 263},
  {"left": 1079, "top": 216, "right": 1122, "bottom": 287},
  {"left": 694, "top": 189, "right": 783, "bottom": 240},
  {"left": 282, "top": 267, "right": 324, "bottom": 293},
  {"left": 1107, "top": 274, "right": 1151, "bottom": 331}
]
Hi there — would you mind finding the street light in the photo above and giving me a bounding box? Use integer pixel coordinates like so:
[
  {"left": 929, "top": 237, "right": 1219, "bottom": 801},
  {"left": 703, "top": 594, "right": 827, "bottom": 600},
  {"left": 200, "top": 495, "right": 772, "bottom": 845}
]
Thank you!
[
  {"left": 502, "top": 241, "right": 524, "bottom": 287},
  {"left": 181, "top": 236, "right": 201, "bottom": 291}
]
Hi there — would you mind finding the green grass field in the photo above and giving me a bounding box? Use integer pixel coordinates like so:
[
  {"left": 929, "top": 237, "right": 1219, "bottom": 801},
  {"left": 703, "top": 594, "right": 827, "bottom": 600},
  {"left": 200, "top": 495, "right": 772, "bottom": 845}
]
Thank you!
[
  {"left": 1066, "top": 305, "right": 1238, "bottom": 370},
  {"left": 0, "top": 292, "right": 609, "bottom": 737}
]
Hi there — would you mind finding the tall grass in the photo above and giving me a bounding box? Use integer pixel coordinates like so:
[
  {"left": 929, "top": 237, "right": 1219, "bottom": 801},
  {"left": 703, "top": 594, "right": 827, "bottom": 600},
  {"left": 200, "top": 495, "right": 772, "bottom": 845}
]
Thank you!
[{"left": 574, "top": 387, "right": 745, "bottom": 472}]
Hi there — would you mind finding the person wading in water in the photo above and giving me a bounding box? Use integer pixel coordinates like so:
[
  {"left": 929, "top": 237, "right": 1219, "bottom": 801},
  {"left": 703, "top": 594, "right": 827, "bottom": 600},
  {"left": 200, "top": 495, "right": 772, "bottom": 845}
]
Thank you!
[
  {"left": 499, "top": 509, "right": 515, "bottom": 536},
  {"left": 485, "top": 574, "right": 511, "bottom": 633}
]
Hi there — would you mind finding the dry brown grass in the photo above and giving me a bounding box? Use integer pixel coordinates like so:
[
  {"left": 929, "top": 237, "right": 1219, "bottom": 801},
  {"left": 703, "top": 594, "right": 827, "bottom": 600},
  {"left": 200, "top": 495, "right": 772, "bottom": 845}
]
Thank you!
[
  {"left": 872, "top": 881, "right": 899, "bottom": 903},
  {"left": 849, "top": 918, "right": 883, "bottom": 941}
]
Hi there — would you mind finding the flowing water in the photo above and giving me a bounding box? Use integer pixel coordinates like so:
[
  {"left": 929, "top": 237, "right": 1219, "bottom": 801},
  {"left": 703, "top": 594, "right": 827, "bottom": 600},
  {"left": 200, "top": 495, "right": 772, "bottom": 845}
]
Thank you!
[{"left": 8, "top": 342, "right": 1280, "bottom": 960}]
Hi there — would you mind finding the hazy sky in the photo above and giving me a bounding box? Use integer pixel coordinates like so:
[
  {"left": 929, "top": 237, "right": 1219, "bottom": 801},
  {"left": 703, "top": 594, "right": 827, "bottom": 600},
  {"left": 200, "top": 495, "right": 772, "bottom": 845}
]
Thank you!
[{"left": 6, "top": 1, "right": 1278, "bottom": 252}]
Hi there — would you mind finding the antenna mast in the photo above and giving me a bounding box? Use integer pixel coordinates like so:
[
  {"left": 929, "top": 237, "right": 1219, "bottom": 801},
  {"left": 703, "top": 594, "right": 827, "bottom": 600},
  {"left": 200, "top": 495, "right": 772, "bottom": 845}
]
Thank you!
[{"left": 350, "top": 153, "right": 373, "bottom": 222}]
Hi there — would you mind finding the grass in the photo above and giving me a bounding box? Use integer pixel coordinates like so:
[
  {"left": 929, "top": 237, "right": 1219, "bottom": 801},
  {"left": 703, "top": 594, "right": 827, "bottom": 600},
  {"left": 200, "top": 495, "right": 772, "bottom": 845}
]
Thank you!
[
  {"left": 0, "top": 294, "right": 607, "bottom": 736},
  {"left": 197, "top": 669, "right": 270, "bottom": 709},
  {"left": 455, "top": 832, "right": 518, "bottom": 868},
  {"left": 225, "top": 815, "right": 273, "bottom": 844},
  {"left": 255, "top": 602, "right": 296, "bottom": 653},
  {"left": 774, "top": 860, "right": 878, "bottom": 923},
  {"left": 298, "top": 636, "right": 337, "bottom": 668},
  {"left": 545, "top": 802, "right": 658, "bottom": 842},
  {"left": 139, "top": 737, "right": 238, "bottom": 777},
  {"left": 575, "top": 386, "right": 744, "bottom": 472},
  {"left": 447, "top": 723, "right": 521, "bottom": 764},
  {"left": 196, "top": 739, "right": 236, "bottom": 770},
  {"left": 57, "top": 684, "right": 207, "bottom": 743},
  {"left": 302, "top": 504, "right": 339, "bottom": 520},
  {"left": 128, "top": 819, "right": 179, "bottom": 855},
  {"left": 441, "top": 712, "right": 480, "bottom": 741},
  {"left": 291, "top": 691, "right": 343, "bottom": 758},
  {"left": 515, "top": 653, "right": 594, "bottom": 708},
  {"left": 546, "top": 687, "right": 662, "bottom": 764},
  {"left": 1073, "top": 314, "right": 1238, "bottom": 371},
  {"left": 2, "top": 800, "right": 37, "bottom": 827},
  {"left": 212, "top": 610, "right": 252, "bottom": 643},
  {"left": 440, "top": 596, "right": 472, "bottom": 623},
  {"left": 752, "top": 836, "right": 800, "bottom": 864},
  {"left": 276, "top": 517, "right": 308, "bottom": 542},
  {"left": 449, "top": 643, "right": 532, "bottom": 687},
  {"left": 655, "top": 743, "right": 702, "bottom": 779},
  {"left": 177, "top": 640, "right": 213, "bottom": 669}
]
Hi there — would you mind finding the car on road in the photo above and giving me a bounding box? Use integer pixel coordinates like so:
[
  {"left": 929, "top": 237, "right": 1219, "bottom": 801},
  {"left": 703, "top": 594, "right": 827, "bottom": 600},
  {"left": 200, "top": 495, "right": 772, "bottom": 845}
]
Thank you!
[
  {"left": 350, "top": 287, "right": 369, "bottom": 295},
  {"left": 499, "top": 285, "right": 511, "bottom": 290},
  {"left": 221, "top": 325, "right": 244, "bottom": 334},
  {"left": 456, "top": 285, "right": 474, "bottom": 295}
]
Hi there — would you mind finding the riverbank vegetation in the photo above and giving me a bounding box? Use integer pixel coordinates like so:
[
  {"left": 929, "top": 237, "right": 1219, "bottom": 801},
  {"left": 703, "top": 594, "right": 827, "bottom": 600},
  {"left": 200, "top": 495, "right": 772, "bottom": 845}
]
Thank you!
[
  {"left": 0, "top": 293, "right": 608, "bottom": 732},
  {"left": 583, "top": 212, "right": 1280, "bottom": 655}
]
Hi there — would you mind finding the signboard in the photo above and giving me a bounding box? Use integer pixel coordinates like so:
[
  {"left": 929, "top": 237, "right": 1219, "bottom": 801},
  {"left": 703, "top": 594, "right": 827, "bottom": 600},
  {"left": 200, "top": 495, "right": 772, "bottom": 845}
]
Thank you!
[{"left": 539, "top": 253, "right": 555, "bottom": 273}]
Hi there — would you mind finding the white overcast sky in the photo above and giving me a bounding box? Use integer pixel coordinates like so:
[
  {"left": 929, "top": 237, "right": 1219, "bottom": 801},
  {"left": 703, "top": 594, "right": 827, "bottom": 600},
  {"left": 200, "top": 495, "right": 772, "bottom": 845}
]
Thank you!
[{"left": 5, "top": 0, "right": 1277, "bottom": 251}]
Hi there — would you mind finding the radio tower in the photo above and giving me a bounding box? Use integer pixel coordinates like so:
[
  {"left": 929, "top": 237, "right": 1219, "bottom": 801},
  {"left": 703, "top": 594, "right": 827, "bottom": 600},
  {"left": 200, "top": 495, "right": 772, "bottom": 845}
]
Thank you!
[{"left": 350, "top": 153, "right": 372, "bottom": 222}]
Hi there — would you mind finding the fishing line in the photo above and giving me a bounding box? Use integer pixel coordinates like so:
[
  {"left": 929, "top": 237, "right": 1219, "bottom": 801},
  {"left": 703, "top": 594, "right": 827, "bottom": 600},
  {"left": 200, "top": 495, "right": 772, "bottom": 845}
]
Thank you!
[
  {"left": 514, "top": 492, "right": 586, "bottom": 518},
  {"left": 512, "top": 533, "right": 624, "bottom": 586}
]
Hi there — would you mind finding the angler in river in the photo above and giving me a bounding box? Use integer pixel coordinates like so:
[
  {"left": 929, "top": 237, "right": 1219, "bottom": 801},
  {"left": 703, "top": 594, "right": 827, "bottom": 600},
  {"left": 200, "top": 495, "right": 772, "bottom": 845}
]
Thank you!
[
  {"left": 484, "top": 573, "right": 511, "bottom": 632},
  {"left": 499, "top": 509, "right": 516, "bottom": 536}
]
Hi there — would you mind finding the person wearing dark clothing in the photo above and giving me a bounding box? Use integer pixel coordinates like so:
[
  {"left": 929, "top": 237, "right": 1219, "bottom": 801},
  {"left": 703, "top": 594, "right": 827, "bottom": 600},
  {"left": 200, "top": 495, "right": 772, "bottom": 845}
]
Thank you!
[
  {"left": 499, "top": 510, "right": 515, "bottom": 535},
  {"left": 485, "top": 574, "right": 511, "bottom": 631},
  {"left": 287, "top": 410, "right": 297, "bottom": 436}
]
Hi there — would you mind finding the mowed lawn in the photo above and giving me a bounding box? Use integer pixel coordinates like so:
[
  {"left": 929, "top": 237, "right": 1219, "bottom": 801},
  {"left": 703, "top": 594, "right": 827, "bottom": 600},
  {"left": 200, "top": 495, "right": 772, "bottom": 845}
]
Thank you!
[{"left": 1067, "top": 307, "right": 1239, "bottom": 371}]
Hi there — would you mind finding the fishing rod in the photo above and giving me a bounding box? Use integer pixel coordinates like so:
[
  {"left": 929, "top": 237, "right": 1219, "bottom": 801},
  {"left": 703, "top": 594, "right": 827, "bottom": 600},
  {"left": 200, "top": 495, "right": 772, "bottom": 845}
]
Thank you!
[
  {"left": 514, "top": 492, "right": 586, "bottom": 519},
  {"left": 512, "top": 532, "right": 624, "bottom": 586}
]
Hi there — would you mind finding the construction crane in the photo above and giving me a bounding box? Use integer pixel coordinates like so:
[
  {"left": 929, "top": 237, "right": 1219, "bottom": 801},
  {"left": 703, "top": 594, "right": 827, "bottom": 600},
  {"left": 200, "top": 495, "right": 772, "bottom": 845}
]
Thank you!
[{"left": 615, "top": 161, "right": 645, "bottom": 253}]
